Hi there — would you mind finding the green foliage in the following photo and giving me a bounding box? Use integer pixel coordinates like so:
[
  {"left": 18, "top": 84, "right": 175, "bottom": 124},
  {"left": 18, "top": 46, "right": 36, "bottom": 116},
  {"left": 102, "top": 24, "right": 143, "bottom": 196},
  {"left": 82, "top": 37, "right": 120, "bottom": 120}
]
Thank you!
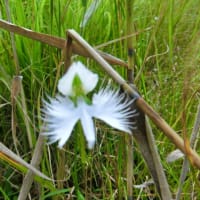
[{"left": 0, "top": 0, "right": 200, "bottom": 199}]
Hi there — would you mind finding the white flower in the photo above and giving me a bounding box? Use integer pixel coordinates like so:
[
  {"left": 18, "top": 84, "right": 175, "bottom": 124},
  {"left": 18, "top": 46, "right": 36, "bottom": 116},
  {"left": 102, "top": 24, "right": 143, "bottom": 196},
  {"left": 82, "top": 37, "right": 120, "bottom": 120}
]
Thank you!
[
  {"left": 42, "top": 89, "right": 136, "bottom": 149},
  {"left": 42, "top": 62, "right": 137, "bottom": 149},
  {"left": 58, "top": 61, "right": 98, "bottom": 96}
]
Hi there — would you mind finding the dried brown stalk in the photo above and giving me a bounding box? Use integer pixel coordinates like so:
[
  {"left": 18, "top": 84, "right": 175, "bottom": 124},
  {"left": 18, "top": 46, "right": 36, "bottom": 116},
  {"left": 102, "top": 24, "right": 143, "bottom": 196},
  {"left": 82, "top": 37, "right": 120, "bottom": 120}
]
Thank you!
[
  {"left": 18, "top": 134, "right": 46, "bottom": 200},
  {"left": 11, "top": 76, "right": 22, "bottom": 154},
  {"left": 0, "top": 19, "right": 128, "bottom": 68},
  {"left": 176, "top": 104, "right": 200, "bottom": 200},
  {"left": 5, "top": 0, "right": 21, "bottom": 155}
]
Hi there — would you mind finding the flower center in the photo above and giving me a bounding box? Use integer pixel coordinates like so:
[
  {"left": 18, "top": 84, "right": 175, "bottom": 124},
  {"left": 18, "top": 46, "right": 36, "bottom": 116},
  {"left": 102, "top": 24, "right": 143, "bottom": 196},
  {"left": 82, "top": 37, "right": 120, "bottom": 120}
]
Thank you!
[{"left": 71, "top": 74, "right": 92, "bottom": 106}]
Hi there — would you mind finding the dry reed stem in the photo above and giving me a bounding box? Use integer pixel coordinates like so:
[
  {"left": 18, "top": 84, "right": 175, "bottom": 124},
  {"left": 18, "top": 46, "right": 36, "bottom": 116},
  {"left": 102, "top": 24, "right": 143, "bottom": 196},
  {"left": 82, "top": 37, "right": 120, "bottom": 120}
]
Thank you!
[
  {"left": 176, "top": 104, "right": 200, "bottom": 200},
  {"left": 11, "top": 76, "right": 22, "bottom": 155},
  {"left": 0, "top": 19, "right": 128, "bottom": 68},
  {"left": 145, "top": 117, "right": 172, "bottom": 199},
  {"left": 0, "top": 142, "right": 51, "bottom": 181},
  {"left": 18, "top": 134, "right": 46, "bottom": 200},
  {"left": 5, "top": 0, "right": 21, "bottom": 155}
]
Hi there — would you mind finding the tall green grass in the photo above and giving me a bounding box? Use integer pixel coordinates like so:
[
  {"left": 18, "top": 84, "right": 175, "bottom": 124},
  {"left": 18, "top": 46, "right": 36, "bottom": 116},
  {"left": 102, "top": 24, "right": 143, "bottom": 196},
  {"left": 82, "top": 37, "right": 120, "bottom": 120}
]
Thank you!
[{"left": 0, "top": 0, "right": 200, "bottom": 199}]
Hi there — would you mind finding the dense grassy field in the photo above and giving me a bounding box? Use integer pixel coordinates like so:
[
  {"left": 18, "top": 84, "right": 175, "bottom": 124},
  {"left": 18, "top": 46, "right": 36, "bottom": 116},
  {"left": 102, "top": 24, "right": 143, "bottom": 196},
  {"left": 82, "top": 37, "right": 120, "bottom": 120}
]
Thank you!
[{"left": 0, "top": 0, "right": 200, "bottom": 199}]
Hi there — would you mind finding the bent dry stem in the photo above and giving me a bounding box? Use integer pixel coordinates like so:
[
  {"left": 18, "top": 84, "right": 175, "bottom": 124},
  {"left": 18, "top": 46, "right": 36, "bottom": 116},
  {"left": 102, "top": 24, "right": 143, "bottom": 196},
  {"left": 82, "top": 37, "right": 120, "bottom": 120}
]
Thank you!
[
  {"left": 0, "top": 19, "right": 128, "bottom": 68},
  {"left": 66, "top": 29, "right": 200, "bottom": 169}
]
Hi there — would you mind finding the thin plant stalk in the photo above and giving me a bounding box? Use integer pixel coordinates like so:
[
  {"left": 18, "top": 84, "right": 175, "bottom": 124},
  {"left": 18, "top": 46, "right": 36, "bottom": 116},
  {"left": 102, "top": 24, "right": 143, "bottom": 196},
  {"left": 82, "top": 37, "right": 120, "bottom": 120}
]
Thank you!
[
  {"left": 176, "top": 104, "right": 200, "bottom": 200},
  {"left": 11, "top": 76, "right": 22, "bottom": 155},
  {"left": 20, "top": 84, "right": 34, "bottom": 149},
  {"left": 56, "top": 149, "right": 66, "bottom": 192},
  {"left": 145, "top": 117, "right": 172, "bottom": 199},
  {"left": 125, "top": 136, "right": 133, "bottom": 199},
  {"left": 18, "top": 134, "right": 45, "bottom": 200},
  {"left": 5, "top": 0, "right": 21, "bottom": 154},
  {"left": 5, "top": 0, "right": 33, "bottom": 152},
  {"left": 126, "top": 0, "right": 135, "bottom": 82},
  {"left": 126, "top": 0, "right": 135, "bottom": 199}
]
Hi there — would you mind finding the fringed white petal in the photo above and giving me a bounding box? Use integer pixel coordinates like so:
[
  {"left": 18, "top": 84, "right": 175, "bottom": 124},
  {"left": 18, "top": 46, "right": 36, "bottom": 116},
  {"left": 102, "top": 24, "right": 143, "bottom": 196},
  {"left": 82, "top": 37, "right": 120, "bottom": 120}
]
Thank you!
[
  {"left": 58, "top": 61, "right": 98, "bottom": 96},
  {"left": 78, "top": 101, "right": 96, "bottom": 149},
  {"left": 42, "top": 95, "right": 80, "bottom": 148},
  {"left": 91, "top": 86, "right": 137, "bottom": 133}
]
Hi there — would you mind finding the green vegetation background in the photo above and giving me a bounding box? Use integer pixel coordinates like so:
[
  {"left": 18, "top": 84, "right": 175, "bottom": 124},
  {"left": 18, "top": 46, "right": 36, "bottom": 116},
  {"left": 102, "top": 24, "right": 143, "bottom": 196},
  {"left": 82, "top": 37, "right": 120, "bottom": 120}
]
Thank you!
[{"left": 0, "top": 0, "right": 200, "bottom": 199}]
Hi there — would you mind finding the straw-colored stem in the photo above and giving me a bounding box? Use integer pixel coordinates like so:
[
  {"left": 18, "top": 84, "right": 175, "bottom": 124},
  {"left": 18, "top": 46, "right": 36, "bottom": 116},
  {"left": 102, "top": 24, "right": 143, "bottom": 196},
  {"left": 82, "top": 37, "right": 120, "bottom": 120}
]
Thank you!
[
  {"left": 18, "top": 134, "right": 45, "bottom": 200},
  {"left": 5, "top": 0, "right": 21, "bottom": 154},
  {"left": 0, "top": 19, "right": 128, "bottom": 68},
  {"left": 0, "top": 141, "right": 50, "bottom": 181},
  {"left": 145, "top": 117, "right": 172, "bottom": 199},
  {"left": 176, "top": 104, "right": 200, "bottom": 200},
  {"left": 11, "top": 76, "right": 22, "bottom": 155}
]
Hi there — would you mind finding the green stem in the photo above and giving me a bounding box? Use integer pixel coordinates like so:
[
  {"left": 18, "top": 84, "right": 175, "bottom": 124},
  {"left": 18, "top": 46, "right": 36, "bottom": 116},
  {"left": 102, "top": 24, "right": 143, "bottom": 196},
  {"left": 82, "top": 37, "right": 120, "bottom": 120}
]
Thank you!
[{"left": 77, "top": 121, "right": 87, "bottom": 164}]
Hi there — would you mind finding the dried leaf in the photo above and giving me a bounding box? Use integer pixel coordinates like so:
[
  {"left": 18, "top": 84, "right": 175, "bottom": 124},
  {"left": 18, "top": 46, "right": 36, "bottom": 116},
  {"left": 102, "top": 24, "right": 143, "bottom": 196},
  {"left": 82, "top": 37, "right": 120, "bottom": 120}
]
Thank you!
[{"left": 0, "top": 142, "right": 51, "bottom": 181}]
